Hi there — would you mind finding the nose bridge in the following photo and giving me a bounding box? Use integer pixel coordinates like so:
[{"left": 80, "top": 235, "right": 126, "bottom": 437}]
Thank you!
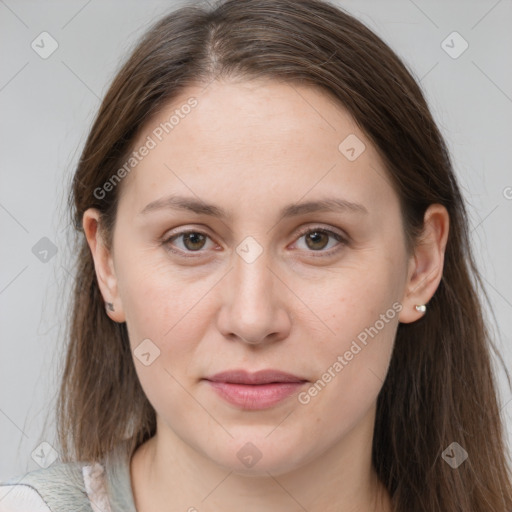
[
  {"left": 219, "top": 239, "right": 289, "bottom": 343},
  {"left": 232, "top": 245, "right": 275, "bottom": 315}
]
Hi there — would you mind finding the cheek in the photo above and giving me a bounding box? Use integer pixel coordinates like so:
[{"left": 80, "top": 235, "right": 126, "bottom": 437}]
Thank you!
[
  {"left": 295, "top": 251, "right": 403, "bottom": 423},
  {"left": 119, "top": 265, "right": 216, "bottom": 416},
  {"left": 309, "top": 280, "right": 399, "bottom": 390},
  {"left": 306, "top": 248, "right": 403, "bottom": 346},
  {"left": 297, "top": 300, "right": 399, "bottom": 441},
  {"left": 115, "top": 244, "right": 202, "bottom": 335}
]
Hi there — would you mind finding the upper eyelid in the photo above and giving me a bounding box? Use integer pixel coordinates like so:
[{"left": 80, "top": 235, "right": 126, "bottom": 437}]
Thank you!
[{"left": 294, "top": 225, "right": 346, "bottom": 240}]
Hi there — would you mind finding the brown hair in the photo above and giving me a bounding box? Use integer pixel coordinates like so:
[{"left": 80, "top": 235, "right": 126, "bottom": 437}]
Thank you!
[{"left": 56, "top": 0, "right": 512, "bottom": 509}]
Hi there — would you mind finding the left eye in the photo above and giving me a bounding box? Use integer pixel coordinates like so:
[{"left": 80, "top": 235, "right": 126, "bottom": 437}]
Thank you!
[
  {"left": 163, "top": 227, "right": 346, "bottom": 256},
  {"left": 292, "top": 227, "right": 346, "bottom": 254}
]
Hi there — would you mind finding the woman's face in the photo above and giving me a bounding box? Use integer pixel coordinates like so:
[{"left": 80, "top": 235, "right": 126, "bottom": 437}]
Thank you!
[{"left": 93, "top": 79, "right": 415, "bottom": 475}]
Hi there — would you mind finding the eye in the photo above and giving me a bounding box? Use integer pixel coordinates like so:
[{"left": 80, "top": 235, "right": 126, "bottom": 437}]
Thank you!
[
  {"left": 163, "top": 230, "right": 216, "bottom": 255},
  {"left": 291, "top": 226, "right": 347, "bottom": 256},
  {"left": 162, "top": 225, "right": 348, "bottom": 258}
]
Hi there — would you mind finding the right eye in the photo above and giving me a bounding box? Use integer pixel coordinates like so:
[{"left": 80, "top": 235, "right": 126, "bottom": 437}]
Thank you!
[{"left": 163, "top": 230, "right": 218, "bottom": 256}]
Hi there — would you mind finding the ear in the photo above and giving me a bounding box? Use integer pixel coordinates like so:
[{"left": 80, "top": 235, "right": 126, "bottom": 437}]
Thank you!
[
  {"left": 82, "top": 208, "right": 126, "bottom": 323},
  {"left": 398, "top": 203, "right": 449, "bottom": 324}
]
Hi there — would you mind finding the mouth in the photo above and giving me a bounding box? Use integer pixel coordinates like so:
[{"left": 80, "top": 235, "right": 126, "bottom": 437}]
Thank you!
[
  {"left": 203, "top": 369, "right": 308, "bottom": 410},
  {"left": 205, "top": 369, "right": 307, "bottom": 385}
]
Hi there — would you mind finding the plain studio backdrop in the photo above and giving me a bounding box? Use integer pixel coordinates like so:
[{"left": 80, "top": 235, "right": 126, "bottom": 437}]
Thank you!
[{"left": 0, "top": 0, "right": 511, "bottom": 479}]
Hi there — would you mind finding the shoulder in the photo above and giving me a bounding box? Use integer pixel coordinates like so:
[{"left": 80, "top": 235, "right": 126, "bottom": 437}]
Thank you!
[{"left": 0, "top": 460, "right": 108, "bottom": 512}]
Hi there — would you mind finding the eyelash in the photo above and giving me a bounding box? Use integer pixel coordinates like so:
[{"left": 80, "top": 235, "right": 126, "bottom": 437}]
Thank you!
[{"left": 162, "top": 225, "right": 348, "bottom": 258}]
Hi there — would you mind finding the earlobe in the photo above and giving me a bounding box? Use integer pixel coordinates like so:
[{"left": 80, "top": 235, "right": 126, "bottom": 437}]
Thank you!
[
  {"left": 399, "top": 204, "right": 449, "bottom": 324},
  {"left": 82, "top": 208, "right": 125, "bottom": 323}
]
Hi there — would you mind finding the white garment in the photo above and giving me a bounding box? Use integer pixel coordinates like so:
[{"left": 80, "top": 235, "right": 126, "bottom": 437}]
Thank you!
[
  {"left": 0, "top": 462, "right": 109, "bottom": 512},
  {"left": 0, "top": 483, "right": 50, "bottom": 512},
  {"left": 0, "top": 441, "right": 136, "bottom": 512}
]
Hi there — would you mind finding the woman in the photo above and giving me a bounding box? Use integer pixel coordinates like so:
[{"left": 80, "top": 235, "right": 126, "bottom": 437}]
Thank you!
[{"left": 1, "top": 0, "right": 511, "bottom": 510}]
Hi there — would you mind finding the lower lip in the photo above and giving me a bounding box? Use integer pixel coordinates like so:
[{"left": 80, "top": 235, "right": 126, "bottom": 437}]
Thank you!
[{"left": 206, "top": 380, "right": 306, "bottom": 410}]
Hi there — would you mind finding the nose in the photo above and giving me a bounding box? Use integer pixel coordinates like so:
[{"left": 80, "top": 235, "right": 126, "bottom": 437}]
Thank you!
[{"left": 216, "top": 249, "right": 292, "bottom": 345}]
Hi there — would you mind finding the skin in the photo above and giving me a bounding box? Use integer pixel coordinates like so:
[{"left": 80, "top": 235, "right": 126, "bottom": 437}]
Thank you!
[{"left": 83, "top": 79, "right": 449, "bottom": 512}]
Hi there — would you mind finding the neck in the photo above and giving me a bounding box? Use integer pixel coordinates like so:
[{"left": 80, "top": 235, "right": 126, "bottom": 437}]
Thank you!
[{"left": 130, "top": 410, "right": 391, "bottom": 512}]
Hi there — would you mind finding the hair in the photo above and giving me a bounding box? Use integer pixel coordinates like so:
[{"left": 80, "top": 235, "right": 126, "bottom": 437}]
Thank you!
[{"left": 55, "top": 0, "right": 512, "bottom": 510}]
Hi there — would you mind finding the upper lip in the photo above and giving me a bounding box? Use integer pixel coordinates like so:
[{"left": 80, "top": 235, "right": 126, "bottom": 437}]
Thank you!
[{"left": 205, "top": 369, "right": 307, "bottom": 385}]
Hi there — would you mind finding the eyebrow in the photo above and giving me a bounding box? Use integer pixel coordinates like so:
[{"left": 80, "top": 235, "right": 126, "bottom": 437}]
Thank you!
[{"left": 139, "top": 194, "right": 368, "bottom": 220}]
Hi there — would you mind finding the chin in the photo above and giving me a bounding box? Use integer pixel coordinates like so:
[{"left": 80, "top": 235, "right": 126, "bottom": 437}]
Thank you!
[{"left": 203, "top": 435, "right": 313, "bottom": 477}]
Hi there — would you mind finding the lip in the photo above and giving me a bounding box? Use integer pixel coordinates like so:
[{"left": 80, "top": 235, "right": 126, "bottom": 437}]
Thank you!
[
  {"left": 206, "top": 369, "right": 306, "bottom": 385},
  {"left": 203, "top": 369, "right": 308, "bottom": 410}
]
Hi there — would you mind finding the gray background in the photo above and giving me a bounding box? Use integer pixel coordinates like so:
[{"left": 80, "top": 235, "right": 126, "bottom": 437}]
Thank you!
[{"left": 0, "top": 0, "right": 511, "bottom": 478}]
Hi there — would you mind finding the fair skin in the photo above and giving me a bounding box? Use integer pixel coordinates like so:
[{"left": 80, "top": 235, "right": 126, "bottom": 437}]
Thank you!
[{"left": 83, "top": 79, "right": 449, "bottom": 512}]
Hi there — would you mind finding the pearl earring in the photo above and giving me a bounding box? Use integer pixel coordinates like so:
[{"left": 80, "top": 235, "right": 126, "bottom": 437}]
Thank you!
[{"left": 415, "top": 304, "right": 426, "bottom": 313}]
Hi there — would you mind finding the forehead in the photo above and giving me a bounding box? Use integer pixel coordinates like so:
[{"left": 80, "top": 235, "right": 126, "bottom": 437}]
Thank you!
[{"left": 117, "top": 79, "right": 397, "bottom": 221}]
